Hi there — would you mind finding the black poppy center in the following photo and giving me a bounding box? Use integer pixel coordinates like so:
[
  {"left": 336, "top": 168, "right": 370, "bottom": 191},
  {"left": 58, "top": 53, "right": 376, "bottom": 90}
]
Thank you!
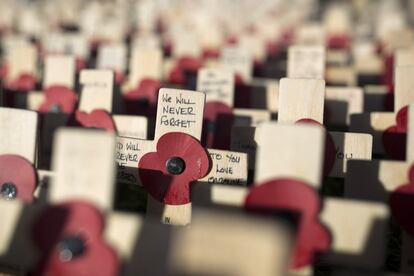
[
  {"left": 166, "top": 156, "right": 186, "bottom": 175},
  {"left": 0, "top": 182, "right": 17, "bottom": 200},
  {"left": 58, "top": 235, "right": 86, "bottom": 262},
  {"left": 49, "top": 104, "right": 61, "bottom": 113}
]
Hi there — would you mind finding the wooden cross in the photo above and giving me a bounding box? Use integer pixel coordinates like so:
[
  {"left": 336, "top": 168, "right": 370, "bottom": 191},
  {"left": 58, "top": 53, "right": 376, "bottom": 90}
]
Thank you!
[
  {"left": 43, "top": 55, "right": 76, "bottom": 89},
  {"left": 78, "top": 69, "right": 114, "bottom": 113},
  {"left": 350, "top": 64, "right": 414, "bottom": 158},
  {"left": 125, "top": 46, "right": 163, "bottom": 91},
  {"left": 345, "top": 103, "right": 414, "bottom": 274},
  {"left": 116, "top": 88, "right": 247, "bottom": 225},
  {"left": 27, "top": 55, "right": 76, "bottom": 111},
  {"left": 233, "top": 78, "right": 372, "bottom": 178},
  {"left": 280, "top": 78, "right": 372, "bottom": 178}
]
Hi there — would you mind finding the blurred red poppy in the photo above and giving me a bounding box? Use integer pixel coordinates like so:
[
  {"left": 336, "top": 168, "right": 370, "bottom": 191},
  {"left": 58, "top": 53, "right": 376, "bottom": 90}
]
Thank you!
[
  {"left": 32, "top": 200, "right": 119, "bottom": 276},
  {"left": 38, "top": 85, "right": 78, "bottom": 113},
  {"left": 245, "top": 179, "right": 331, "bottom": 268},
  {"left": 0, "top": 154, "right": 36, "bottom": 203}
]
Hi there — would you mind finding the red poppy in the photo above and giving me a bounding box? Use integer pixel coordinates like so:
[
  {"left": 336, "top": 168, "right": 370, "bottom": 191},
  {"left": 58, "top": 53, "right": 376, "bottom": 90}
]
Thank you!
[
  {"left": 202, "top": 48, "right": 220, "bottom": 59},
  {"left": 168, "top": 56, "right": 203, "bottom": 85},
  {"left": 382, "top": 106, "right": 408, "bottom": 160},
  {"left": 113, "top": 70, "right": 125, "bottom": 85},
  {"left": 138, "top": 132, "right": 210, "bottom": 205},
  {"left": 0, "top": 62, "right": 37, "bottom": 90},
  {"left": 202, "top": 101, "right": 234, "bottom": 150},
  {"left": 4, "top": 73, "right": 37, "bottom": 91},
  {"left": 0, "top": 154, "right": 36, "bottom": 203},
  {"left": 389, "top": 164, "right": 414, "bottom": 236},
  {"left": 327, "top": 35, "right": 350, "bottom": 49},
  {"left": 295, "top": 119, "right": 336, "bottom": 176},
  {"left": 69, "top": 109, "right": 116, "bottom": 132},
  {"left": 266, "top": 40, "right": 280, "bottom": 57},
  {"left": 0, "top": 63, "right": 7, "bottom": 79},
  {"left": 382, "top": 55, "right": 394, "bottom": 91},
  {"left": 75, "top": 58, "right": 87, "bottom": 72},
  {"left": 38, "top": 85, "right": 78, "bottom": 113},
  {"left": 124, "top": 78, "right": 161, "bottom": 116},
  {"left": 32, "top": 200, "right": 119, "bottom": 276},
  {"left": 245, "top": 179, "right": 331, "bottom": 268}
]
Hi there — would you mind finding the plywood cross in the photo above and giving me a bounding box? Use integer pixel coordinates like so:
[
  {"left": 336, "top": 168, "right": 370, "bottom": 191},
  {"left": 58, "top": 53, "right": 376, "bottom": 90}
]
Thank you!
[
  {"left": 233, "top": 78, "right": 372, "bottom": 178},
  {"left": 345, "top": 103, "right": 414, "bottom": 273},
  {"left": 115, "top": 88, "right": 248, "bottom": 225}
]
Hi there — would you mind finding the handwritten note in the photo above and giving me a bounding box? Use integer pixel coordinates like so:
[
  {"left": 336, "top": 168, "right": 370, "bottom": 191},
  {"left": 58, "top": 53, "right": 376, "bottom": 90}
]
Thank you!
[
  {"left": 200, "top": 149, "right": 247, "bottom": 186},
  {"left": 115, "top": 137, "right": 154, "bottom": 186},
  {"left": 197, "top": 68, "right": 234, "bottom": 106},
  {"left": 154, "top": 88, "right": 205, "bottom": 141}
]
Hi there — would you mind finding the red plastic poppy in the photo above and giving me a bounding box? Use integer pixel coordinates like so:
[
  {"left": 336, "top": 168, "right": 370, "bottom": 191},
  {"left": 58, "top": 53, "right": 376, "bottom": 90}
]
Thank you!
[
  {"left": 389, "top": 164, "right": 414, "bottom": 237},
  {"left": 75, "top": 58, "right": 87, "bottom": 72},
  {"left": 0, "top": 154, "right": 36, "bottom": 203},
  {"left": 382, "top": 106, "right": 408, "bottom": 160},
  {"left": 202, "top": 101, "right": 234, "bottom": 150},
  {"left": 38, "top": 85, "right": 78, "bottom": 113},
  {"left": 0, "top": 63, "right": 7, "bottom": 79},
  {"left": 124, "top": 79, "right": 161, "bottom": 116},
  {"left": 382, "top": 55, "right": 394, "bottom": 91},
  {"left": 113, "top": 70, "right": 125, "bottom": 85},
  {"left": 32, "top": 200, "right": 119, "bottom": 276},
  {"left": 202, "top": 48, "right": 220, "bottom": 59},
  {"left": 138, "top": 132, "right": 210, "bottom": 205},
  {"left": 168, "top": 56, "right": 203, "bottom": 85},
  {"left": 69, "top": 109, "right": 116, "bottom": 132},
  {"left": 295, "top": 119, "right": 336, "bottom": 176},
  {"left": 266, "top": 40, "right": 280, "bottom": 57},
  {"left": 226, "top": 35, "right": 238, "bottom": 45},
  {"left": 327, "top": 35, "right": 350, "bottom": 49},
  {"left": 245, "top": 179, "right": 331, "bottom": 268},
  {"left": 4, "top": 73, "right": 37, "bottom": 91},
  {"left": 124, "top": 78, "right": 161, "bottom": 105},
  {"left": 233, "top": 81, "right": 251, "bottom": 108}
]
